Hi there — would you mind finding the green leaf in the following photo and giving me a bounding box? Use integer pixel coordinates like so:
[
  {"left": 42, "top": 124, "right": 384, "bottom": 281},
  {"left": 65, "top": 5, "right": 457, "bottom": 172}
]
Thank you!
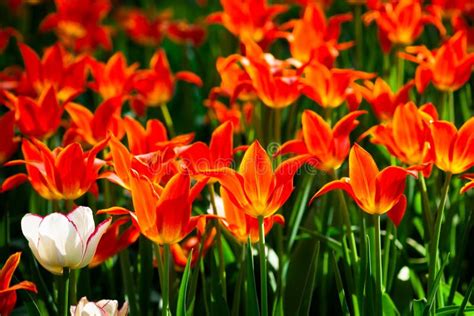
[
  {"left": 424, "top": 256, "right": 449, "bottom": 314},
  {"left": 245, "top": 242, "right": 260, "bottom": 316},
  {"left": 177, "top": 250, "right": 193, "bottom": 316},
  {"left": 210, "top": 250, "right": 230, "bottom": 316},
  {"left": 435, "top": 306, "right": 474, "bottom": 315},
  {"left": 296, "top": 242, "right": 320, "bottom": 315},
  {"left": 410, "top": 298, "right": 427, "bottom": 316},
  {"left": 331, "top": 252, "right": 350, "bottom": 315},
  {"left": 382, "top": 293, "right": 400, "bottom": 316}
]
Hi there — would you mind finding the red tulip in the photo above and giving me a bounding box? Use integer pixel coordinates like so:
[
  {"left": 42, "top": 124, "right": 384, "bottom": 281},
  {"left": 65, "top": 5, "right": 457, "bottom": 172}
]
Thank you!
[{"left": 0, "top": 252, "right": 37, "bottom": 316}]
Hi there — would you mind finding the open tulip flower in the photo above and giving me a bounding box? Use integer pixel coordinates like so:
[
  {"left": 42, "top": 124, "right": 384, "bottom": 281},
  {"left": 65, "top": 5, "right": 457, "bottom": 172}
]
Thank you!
[
  {"left": 219, "top": 187, "right": 284, "bottom": 243},
  {"left": 301, "top": 61, "right": 374, "bottom": 109},
  {"left": 131, "top": 49, "right": 202, "bottom": 111},
  {"left": 367, "top": 102, "right": 437, "bottom": 173},
  {"left": 311, "top": 144, "right": 417, "bottom": 226},
  {"left": 285, "top": 3, "right": 353, "bottom": 66},
  {"left": 0, "top": 252, "right": 37, "bottom": 316},
  {"left": 206, "top": 0, "right": 287, "bottom": 47},
  {"left": 101, "top": 170, "right": 208, "bottom": 245},
  {"left": 223, "top": 38, "right": 303, "bottom": 108},
  {"left": 88, "top": 52, "right": 138, "bottom": 100},
  {"left": 278, "top": 110, "right": 366, "bottom": 172},
  {"left": 178, "top": 121, "right": 234, "bottom": 178},
  {"left": 123, "top": 116, "right": 194, "bottom": 155},
  {"left": 21, "top": 206, "right": 111, "bottom": 275},
  {"left": 2, "top": 138, "right": 107, "bottom": 200},
  {"left": 203, "top": 141, "right": 311, "bottom": 219},
  {"left": 400, "top": 31, "right": 474, "bottom": 93},
  {"left": 40, "top": 0, "right": 112, "bottom": 52},
  {"left": 70, "top": 297, "right": 128, "bottom": 316},
  {"left": 354, "top": 77, "right": 415, "bottom": 122},
  {"left": 364, "top": 0, "right": 445, "bottom": 53},
  {"left": 2, "top": 86, "right": 63, "bottom": 139},
  {"left": 64, "top": 95, "right": 125, "bottom": 146},
  {"left": 18, "top": 43, "right": 88, "bottom": 101},
  {"left": 428, "top": 117, "right": 474, "bottom": 174}
]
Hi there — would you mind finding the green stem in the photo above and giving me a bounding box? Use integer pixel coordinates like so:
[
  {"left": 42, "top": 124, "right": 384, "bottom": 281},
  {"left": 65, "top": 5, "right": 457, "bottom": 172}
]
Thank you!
[
  {"left": 374, "top": 215, "right": 383, "bottom": 316},
  {"left": 58, "top": 268, "right": 70, "bottom": 316},
  {"left": 160, "top": 103, "right": 176, "bottom": 138},
  {"left": 162, "top": 244, "right": 170, "bottom": 316},
  {"left": 208, "top": 183, "right": 227, "bottom": 299},
  {"left": 257, "top": 216, "right": 268, "bottom": 316},
  {"left": 428, "top": 172, "right": 452, "bottom": 307},
  {"left": 69, "top": 269, "right": 78, "bottom": 305},
  {"left": 119, "top": 250, "right": 139, "bottom": 316},
  {"left": 354, "top": 4, "right": 364, "bottom": 69},
  {"left": 382, "top": 221, "right": 393, "bottom": 287},
  {"left": 396, "top": 50, "right": 405, "bottom": 89},
  {"left": 231, "top": 246, "right": 246, "bottom": 316},
  {"left": 138, "top": 237, "right": 153, "bottom": 313},
  {"left": 418, "top": 173, "right": 434, "bottom": 241},
  {"left": 273, "top": 108, "right": 281, "bottom": 147}
]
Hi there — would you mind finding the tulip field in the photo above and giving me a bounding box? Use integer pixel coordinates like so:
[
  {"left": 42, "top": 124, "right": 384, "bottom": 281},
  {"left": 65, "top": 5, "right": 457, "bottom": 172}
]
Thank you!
[{"left": 1, "top": 0, "right": 474, "bottom": 315}]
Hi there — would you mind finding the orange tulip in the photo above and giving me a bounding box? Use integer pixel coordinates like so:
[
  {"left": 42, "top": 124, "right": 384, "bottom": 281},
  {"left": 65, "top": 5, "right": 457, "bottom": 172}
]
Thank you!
[
  {"left": 205, "top": 100, "right": 253, "bottom": 134},
  {"left": 101, "top": 171, "right": 208, "bottom": 245},
  {"left": 116, "top": 8, "right": 169, "bottom": 47},
  {"left": 210, "top": 56, "right": 255, "bottom": 103},
  {"left": 18, "top": 43, "right": 88, "bottom": 102},
  {"left": 400, "top": 31, "right": 474, "bottom": 93},
  {"left": 123, "top": 116, "right": 194, "bottom": 155},
  {"left": 64, "top": 96, "right": 125, "bottom": 146},
  {"left": 0, "top": 252, "right": 37, "bottom": 316},
  {"left": 2, "top": 138, "right": 107, "bottom": 200},
  {"left": 3, "top": 86, "right": 63, "bottom": 139},
  {"left": 206, "top": 0, "right": 287, "bottom": 46},
  {"left": 219, "top": 187, "right": 284, "bottom": 243},
  {"left": 428, "top": 117, "right": 474, "bottom": 174},
  {"left": 179, "top": 121, "right": 234, "bottom": 178},
  {"left": 367, "top": 102, "right": 437, "bottom": 171},
  {"left": 364, "top": 0, "right": 445, "bottom": 52},
  {"left": 355, "top": 77, "right": 414, "bottom": 122},
  {"left": 287, "top": 3, "right": 353, "bottom": 66},
  {"left": 131, "top": 49, "right": 202, "bottom": 109},
  {"left": 89, "top": 217, "right": 140, "bottom": 267},
  {"left": 89, "top": 52, "right": 138, "bottom": 100},
  {"left": 278, "top": 110, "right": 366, "bottom": 172},
  {"left": 40, "top": 0, "right": 112, "bottom": 52},
  {"left": 224, "top": 38, "right": 303, "bottom": 108},
  {"left": 301, "top": 62, "right": 374, "bottom": 109},
  {"left": 0, "top": 111, "right": 19, "bottom": 165},
  {"left": 167, "top": 21, "right": 206, "bottom": 47},
  {"left": 203, "top": 141, "right": 310, "bottom": 218},
  {"left": 460, "top": 174, "right": 474, "bottom": 194},
  {"left": 311, "top": 144, "right": 417, "bottom": 226}
]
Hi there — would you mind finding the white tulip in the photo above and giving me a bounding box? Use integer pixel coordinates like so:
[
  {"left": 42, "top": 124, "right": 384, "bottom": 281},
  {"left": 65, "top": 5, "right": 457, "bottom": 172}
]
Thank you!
[
  {"left": 70, "top": 297, "right": 128, "bottom": 316},
  {"left": 21, "top": 206, "right": 111, "bottom": 275}
]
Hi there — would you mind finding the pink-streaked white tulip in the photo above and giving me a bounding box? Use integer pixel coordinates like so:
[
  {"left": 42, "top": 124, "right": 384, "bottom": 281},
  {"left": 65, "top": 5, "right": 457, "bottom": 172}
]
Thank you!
[
  {"left": 70, "top": 297, "right": 128, "bottom": 316},
  {"left": 21, "top": 206, "right": 111, "bottom": 275}
]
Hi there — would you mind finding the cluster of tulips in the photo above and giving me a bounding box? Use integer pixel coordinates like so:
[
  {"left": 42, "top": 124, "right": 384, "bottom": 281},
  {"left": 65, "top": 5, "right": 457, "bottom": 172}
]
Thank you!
[{"left": 0, "top": 0, "right": 473, "bottom": 315}]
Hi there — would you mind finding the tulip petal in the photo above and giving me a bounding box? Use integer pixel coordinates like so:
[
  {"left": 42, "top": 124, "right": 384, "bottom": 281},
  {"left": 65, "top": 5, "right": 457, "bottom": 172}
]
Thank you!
[
  {"left": 0, "top": 252, "right": 21, "bottom": 289},
  {"left": 175, "top": 71, "right": 203, "bottom": 87},
  {"left": 1, "top": 173, "right": 28, "bottom": 192},
  {"left": 349, "top": 144, "right": 378, "bottom": 207},
  {"left": 66, "top": 207, "right": 95, "bottom": 250},
  {"left": 80, "top": 217, "right": 112, "bottom": 268},
  {"left": 309, "top": 178, "right": 357, "bottom": 206},
  {"left": 239, "top": 141, "right": 274, "bottom": 207},
  {"left": 375, "top": 166, "right": 417, "bottom": 214},
  {"left": 209, "top": 121, "right": 233, "bottom": 167},
  {"left": 429, "top": 121, "right": 457, "bottom": 173},
  {"left": 386, "top": 195, "right": 407, "bottom": 227},
  {"left": 452, "top": 117, "right": 474, "bottom": 174},
  {"left": 302, "top": 110, "right": 332, "bottom": 156}
]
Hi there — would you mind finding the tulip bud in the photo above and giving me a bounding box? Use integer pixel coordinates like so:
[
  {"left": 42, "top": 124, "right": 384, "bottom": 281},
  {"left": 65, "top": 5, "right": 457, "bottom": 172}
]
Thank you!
[
  {"left": 21, "top": 206, "right": 111, "bottom": 275},
  {"left": 70, "top": 297, "right": 128, "bottom": 316}
]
